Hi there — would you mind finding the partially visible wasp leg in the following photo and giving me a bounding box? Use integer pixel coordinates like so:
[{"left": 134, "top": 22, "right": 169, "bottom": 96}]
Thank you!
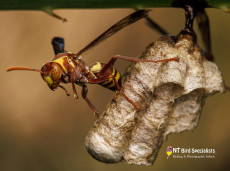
[
  {"left": 97, "top": 55, "right": 179, "bottom": 77},
  {"left": 196, "top": 9, "right": 214, "bottom": 61},
  {"left": 59, "top": 85, "right": 70, "bottom": 96},
  {"left": 88, "top": 75, "right": 141, "bottom": 111},
  {"left": 87, "top": 74, "right": 113, "bottom": 84},
  {"left": 113, "top": 76, "right": 141, "bottom": 111},
  {"left": 81, "top": 84, "right": 99, "bottom": 118},
  {"left": 71, "top": 82, "right": 78, "bottom": 99},
  {"left": 70, "top": 71, "right": 78, "bottom": 99}
]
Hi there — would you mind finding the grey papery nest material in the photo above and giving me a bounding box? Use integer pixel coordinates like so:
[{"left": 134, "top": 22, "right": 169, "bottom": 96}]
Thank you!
[{"left": 85, "top": 33, "right": 225, "bottom": 165}]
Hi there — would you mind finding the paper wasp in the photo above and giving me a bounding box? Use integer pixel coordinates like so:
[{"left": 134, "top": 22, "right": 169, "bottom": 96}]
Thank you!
[{"left": 7, "top": 10, "right": 178, "bottom": 116}]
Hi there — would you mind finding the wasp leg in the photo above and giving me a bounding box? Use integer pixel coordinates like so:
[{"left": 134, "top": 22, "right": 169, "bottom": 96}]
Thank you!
[
  {"left": 81, "top": 84, "right": 99, "bottom": 118},
  {"left": 71, "top": 82, "right": 78, "bottom": 99},
  {"left": 59, "top": 85, "right": 70, "bottom": 96},
  {"left": 113, "top": 77, "right": 141, "bottom": 111},
  {"left": 70, "top": 73, "right": 78, "bottom": 99},
  {"left": 97, "top": 55, "right": 179, "bottom": 77},
  {"left": 88, "top": 75, "right": 141, "bottom": 111}
]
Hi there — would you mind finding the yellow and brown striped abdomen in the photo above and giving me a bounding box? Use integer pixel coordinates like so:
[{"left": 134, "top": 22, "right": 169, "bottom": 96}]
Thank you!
[{"left": 89, "top": 62, "right": 121, "bottom": 91}]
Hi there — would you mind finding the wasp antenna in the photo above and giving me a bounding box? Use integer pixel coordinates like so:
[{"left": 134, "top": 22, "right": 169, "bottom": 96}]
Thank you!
[{"left": 7, "top": 67, "right": 44, "bottom": 74}]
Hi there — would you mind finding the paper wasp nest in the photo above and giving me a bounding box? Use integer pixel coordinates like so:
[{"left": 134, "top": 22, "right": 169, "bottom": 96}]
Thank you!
[{"left": 85, "top": 33, "right": 225, "bottom": 165}]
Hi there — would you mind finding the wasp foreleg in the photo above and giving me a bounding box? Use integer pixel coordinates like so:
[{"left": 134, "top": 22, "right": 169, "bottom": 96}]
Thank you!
[{"left": 59, "top": 85, "right": 70, "bottom": 96}]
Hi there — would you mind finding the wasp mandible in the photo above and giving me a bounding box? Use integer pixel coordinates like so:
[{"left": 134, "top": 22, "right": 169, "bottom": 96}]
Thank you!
[{"left": 7, "top": 10, "right": 179, "bottom": 116}]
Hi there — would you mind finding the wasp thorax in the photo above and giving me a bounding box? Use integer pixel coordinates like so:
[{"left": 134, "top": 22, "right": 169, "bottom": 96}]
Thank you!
[{"left": 41, "top": 62, "right": 62, "bottom": 90}]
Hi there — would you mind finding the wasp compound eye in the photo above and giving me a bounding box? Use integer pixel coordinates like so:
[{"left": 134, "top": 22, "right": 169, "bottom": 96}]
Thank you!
[
  {"left": 40, "top": 62, "right": 61, "bottom": 90},
  {"left": 50, "top": 63, "right": 61, "bottom": 81}
]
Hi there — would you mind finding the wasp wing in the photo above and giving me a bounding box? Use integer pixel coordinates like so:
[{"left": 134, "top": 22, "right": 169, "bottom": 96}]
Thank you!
[
  {"left": 74, "top": 10, "right": 149, "bottom": 59},
  {"left": 196, "top": 10, "right": 213, "bottom": 61},
  {"left": 52, "top": 37, "right": 66, "bottom": 55}
]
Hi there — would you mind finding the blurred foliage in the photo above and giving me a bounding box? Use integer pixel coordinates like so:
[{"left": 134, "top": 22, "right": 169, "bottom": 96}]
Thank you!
[{"left": 0, "top": 0, "right": 229, "bottom": 11}]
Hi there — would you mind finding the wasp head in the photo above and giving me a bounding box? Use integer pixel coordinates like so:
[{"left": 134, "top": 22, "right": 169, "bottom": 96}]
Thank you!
[{"left": 41, "top": 62, "right": 62, "bottom": 91}]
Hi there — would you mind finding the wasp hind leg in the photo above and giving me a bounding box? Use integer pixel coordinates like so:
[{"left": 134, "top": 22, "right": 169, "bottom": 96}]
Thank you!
[
  {"left": 81, "top": 84, "right": 99, "bottom": 118},
  {"left": 88, "top": 75, "right": 141, "bottom": 111},
  {"left": 112, "top": 77, "right": 141, "bottom": 111},
  {"left": 96, "top": 55, "right": 179, "bottom": 77}
]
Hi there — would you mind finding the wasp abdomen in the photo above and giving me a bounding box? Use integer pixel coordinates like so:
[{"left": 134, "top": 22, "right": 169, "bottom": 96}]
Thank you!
[{"left": 89, "top": 62, "right": 121, "bottom": 91}]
